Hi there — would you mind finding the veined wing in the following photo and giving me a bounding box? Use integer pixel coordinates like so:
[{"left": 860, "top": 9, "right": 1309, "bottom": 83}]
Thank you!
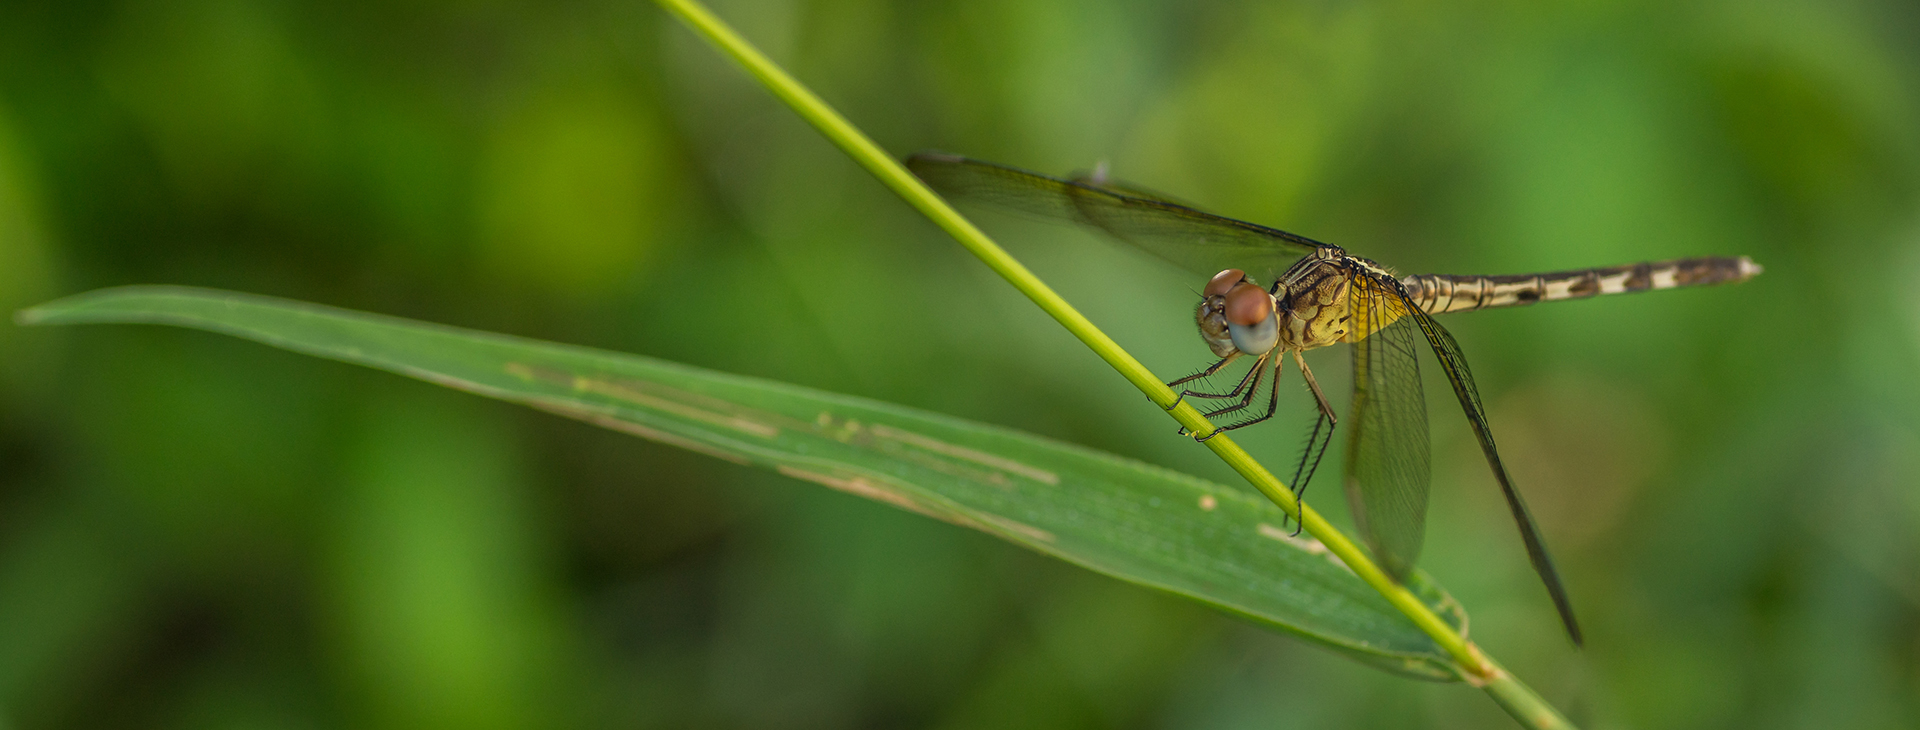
[
  {"left": 1342, "top": 275, "right": 1430, "bottom": 583},
  {"left": 906, "top": 152, "right": 1327, "bottom": 277},
  {"left": 1408, "top": 306, "right": 1583, "bottom": 646}
]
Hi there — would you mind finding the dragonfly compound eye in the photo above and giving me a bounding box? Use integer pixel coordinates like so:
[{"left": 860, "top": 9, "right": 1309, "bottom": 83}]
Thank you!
[
  {"left": 1224, "top": 283, "right": 1272, "bottom": 326},
  {"left": 1204, "top": 268, "right": 1248, "bottom": 297},
  {"left": 1224, "top": 284, "right": 1280, "bottom": 355}
]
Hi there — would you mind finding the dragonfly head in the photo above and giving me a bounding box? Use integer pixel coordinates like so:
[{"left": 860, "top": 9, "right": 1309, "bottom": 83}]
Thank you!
[{"left": 1198, "top": 269, "right": 1280, "bottom": 357}]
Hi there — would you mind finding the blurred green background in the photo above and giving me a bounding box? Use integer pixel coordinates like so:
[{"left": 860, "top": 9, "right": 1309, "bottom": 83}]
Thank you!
[{"left": 2, "top": 0, "right": 1917, "bottom": 727}]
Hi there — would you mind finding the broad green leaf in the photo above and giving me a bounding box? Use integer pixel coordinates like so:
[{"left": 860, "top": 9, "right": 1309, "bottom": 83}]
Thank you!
[{"left": 17, "top": 285, "right": 1469, "bottom": 679}]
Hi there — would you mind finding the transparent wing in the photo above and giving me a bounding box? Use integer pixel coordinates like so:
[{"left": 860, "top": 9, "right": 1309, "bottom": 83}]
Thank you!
[
  {"left": 1342, "top": 276, "right": 1430, "bottom": 582},
  {"left": 1408, "top": 306, "right": 1583, "bottom": 645},
  {"left": 906, "top": 152, "right": 1327, "bottom": 277}
]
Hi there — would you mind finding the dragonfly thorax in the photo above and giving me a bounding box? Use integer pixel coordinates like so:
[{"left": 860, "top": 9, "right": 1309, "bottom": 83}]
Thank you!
[{"left": 1278, "top": 257, "right": 1357, "bottom": 351}]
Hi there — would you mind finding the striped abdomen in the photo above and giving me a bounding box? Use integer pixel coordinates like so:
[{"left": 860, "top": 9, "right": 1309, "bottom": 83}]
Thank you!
[{"left": 1401, "top": 256, "right": 1762, "bottom": 315}]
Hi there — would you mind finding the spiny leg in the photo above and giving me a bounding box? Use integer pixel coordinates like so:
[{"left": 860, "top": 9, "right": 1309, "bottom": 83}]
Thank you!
[
  {"left": 1191, "top": 353, "right": 1265, "bottom": 404},
  {"left": 1177, "top": 354, "right": 1271, "bottom": 437},
  {"left": 1200, "top": 353, "right": 1271, "bottom": 419},
  {"left": 1288, "top": 409, "right": 1335, "bottom": 536},
  {"left": 1287, "top": 351, "right": 1338, "bottom": 535},
  {"left": 1197, "top": 354, "right": 1284, "bottom": 442},
  {"left": 1292, "top": 409, "right": 1336, "bottom": 490},
  {"left": 1171, "top": 354, "right": 1267, "bottom": 436},
  {"left": 1164, "top": 354, "right": 1239, "bottom": 410},
  {"left": 1292, "top": 350, "right": 1338, "bottom": 425}
]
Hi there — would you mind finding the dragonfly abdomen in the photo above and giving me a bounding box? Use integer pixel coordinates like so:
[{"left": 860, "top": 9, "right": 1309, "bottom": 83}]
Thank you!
[{"left": 1402, "top": 256, "right": 1761, "bottom": 314}]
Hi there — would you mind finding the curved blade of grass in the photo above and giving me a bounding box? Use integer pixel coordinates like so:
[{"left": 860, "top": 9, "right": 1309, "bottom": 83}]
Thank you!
[{"left": 19, "top": 285, "right": 1468, "bottom": 679}]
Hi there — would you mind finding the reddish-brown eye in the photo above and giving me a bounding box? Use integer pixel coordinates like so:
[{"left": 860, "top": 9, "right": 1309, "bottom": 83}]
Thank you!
[
  {"left": 1204, "top": 269, "right": 1247, "bottom": 297},
  {"left": 1224, "top": 283, "right": 1272, "bottom": 326}
]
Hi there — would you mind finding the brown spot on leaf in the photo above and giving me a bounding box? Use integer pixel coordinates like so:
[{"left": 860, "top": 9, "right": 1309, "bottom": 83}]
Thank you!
[
  {"left": 525, "top": 400, "right": 753, "bottom": 465},
  {"left": 507, "top": 362, "right": 789, "bottom": 438},
  {"left": 870, "top": 424, "right": 1059, "bottom": 485},
  {"left": 779, "top": 465, "right": 940, "bottom": 517},
  {"left": 1256, "top": 523, "right": 1351, "bottom": 572},
  {"left": 974, "top": 513, "right": 1057, "bottom": 543}
]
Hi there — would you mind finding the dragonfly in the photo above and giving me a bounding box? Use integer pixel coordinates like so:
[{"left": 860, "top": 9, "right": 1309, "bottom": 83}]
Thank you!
[{"left": 906, "top": 152, "right": 1762, "bottom": 646}]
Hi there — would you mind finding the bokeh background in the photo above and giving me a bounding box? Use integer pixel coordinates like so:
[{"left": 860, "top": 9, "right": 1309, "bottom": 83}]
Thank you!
[{"left": 2, "top": 0, "right": 1917, "bottom": 727}]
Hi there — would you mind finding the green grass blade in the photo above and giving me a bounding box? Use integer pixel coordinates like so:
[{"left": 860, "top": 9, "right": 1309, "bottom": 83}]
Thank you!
[{"left": 18, "top": 285, "right": 1468, "bottom": 679}]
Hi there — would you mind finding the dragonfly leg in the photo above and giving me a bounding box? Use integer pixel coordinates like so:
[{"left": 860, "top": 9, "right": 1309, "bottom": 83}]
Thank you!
[
  {"left": 1172, "top": 355, "right": 1266, "bottom": 437},
  {"left": 1197, "top": 356, "right": 1284, "bottom": 442},
  {"left": 1288, "top": 409, "right": 1336, "bottom": 536},
  {"left": 1284, "top": 351, "right": 1339, "bottom": 532},
  {"left": 1177, "top": 354, "right": 1271, "bottom": 436},
  {"left": 1292, "top": 351, "right": 1338, "bottom": 425},
  {"left": 1165, "top": 354, "right": 1240, "bottom": 409},
  {"left": 1200, "top": 354, "right": 1271, "bottom": 419},
  {"left": 1198, "top": 353, "right": 1272, "bottom": 416},
  {"left": 1184, "top": 362, "right": 1262, "bottom": 403}
]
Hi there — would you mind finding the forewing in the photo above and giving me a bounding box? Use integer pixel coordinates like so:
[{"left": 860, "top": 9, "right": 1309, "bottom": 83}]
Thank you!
[
  {"left": 906, "top": 152, "right": 1325, "bottom": 277},
  {"left": 1408, "top": 307, "right": 1583, "bottom": 645},
  {"left": 1342, "top": 276, "right": 1430, "bottom": 582}
]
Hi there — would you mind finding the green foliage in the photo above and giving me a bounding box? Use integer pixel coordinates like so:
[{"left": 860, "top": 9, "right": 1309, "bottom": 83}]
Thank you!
[
  {"left": 21, "top": 285, "right": 1468, "bottom": 679},
  {"left": 4, "top": 0, "right": 1919, "bottom": 727}
]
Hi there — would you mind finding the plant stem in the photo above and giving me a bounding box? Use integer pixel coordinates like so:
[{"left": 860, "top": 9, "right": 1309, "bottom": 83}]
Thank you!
[
  {"left": 651, "top": 1, "right": 1575, "bottom": 727},
  {"left": 1484, "top": 660, "right": 1578, "bottom": 730}
]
